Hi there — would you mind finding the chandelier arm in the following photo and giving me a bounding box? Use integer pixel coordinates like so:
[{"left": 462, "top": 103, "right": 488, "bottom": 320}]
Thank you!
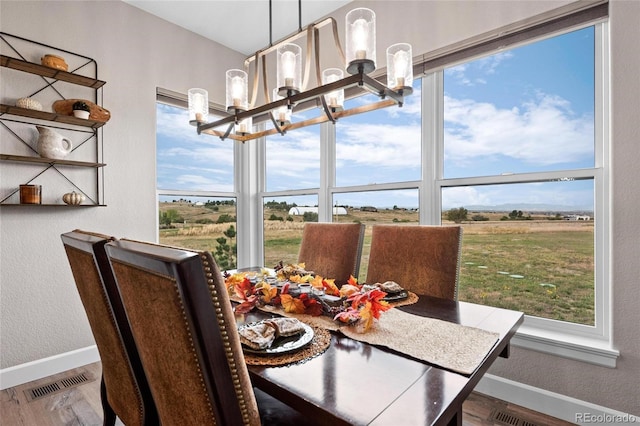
[
  {"left": 300, "top": 25, "right": 313, "bottom": 92},
  {"left": 269, "top": 111, "right": 286, "bottom": 135},
  {"left": 248, "top": 53, "right": 260, "bottom": 108},
  {"left": 262, "top": 53, "right": 270, "bottom": 103},
  {"left": 319, "top": 94, "right": 337, "bottom": 123},
  {"left": 329, "top": 17, "right": 346, "bottom": 67},
  {"left": 313, "top": 27, "right": 322, "bottom": 88},
  {"left": 207, "top": 98, "right": 398, "bottom": 142},
  {"left": 361, "top": 74, "right": 405, "bottom": 105}
]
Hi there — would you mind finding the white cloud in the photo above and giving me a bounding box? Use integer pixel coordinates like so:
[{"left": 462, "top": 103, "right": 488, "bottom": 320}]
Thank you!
[
  {"left": 444, "top": 92, "right": 593, "bottom": 166},
  {"left": 447, "top": 52, "right": 513, "bottom": 86}
]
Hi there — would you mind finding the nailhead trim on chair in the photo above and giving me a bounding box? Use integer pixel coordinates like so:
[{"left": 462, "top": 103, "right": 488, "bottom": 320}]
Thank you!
[
  {"left": 201, "top": 254, "right": 252, "bottom": 425},
  {"left": 172, "top": 276, "right": 217, "bottom": 425},
  {"left": 454, "top": 227, "right": 463, "bottom": 301}
]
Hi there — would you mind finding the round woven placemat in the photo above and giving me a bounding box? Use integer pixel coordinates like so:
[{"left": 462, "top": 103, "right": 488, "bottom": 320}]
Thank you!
[
  {"left": 243, "top": 325, "right": 331, "bottom": 366},
  {"left": 389, "top": 291, "right": 419, "bottom": 307}
]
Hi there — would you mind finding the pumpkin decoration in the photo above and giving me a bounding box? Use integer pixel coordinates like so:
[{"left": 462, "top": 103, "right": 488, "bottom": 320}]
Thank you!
[{"left": 62, "top": 191, "right": 85, "bottom": 205}]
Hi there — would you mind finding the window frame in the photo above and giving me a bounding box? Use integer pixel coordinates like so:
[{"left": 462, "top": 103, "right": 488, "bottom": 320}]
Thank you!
[
  {"left": 260, "top": 21, "right": 614, "bottom": 366},
  {"left": 425, "top": 21, "right": 614, "bottom": 366}
]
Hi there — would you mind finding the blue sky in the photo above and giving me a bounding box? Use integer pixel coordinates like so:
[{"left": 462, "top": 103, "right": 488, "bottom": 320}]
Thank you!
[{"left": 157, "top": 26, "right": 595, "bottom": 212}]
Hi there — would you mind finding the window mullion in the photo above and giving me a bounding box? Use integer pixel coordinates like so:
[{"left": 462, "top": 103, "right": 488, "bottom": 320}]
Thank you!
[{"left": 421, "top": 72, "right": 443, "bottom": 225}]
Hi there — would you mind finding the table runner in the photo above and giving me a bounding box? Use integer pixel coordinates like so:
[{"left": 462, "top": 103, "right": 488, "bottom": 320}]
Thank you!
[{"left": 339, "top": 309, "right": 499, "bottom": 375}]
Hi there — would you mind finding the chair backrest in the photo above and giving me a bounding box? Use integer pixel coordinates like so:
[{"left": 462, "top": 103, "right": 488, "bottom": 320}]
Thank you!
[
  {"left": 105, "top": 239, "right": 260, "bottom": 426},
  {"left": 365, "top": 225, "right": 463, "bottom": 300},
  {"left": 60, "top": 230, "right": 157, "bottom": 426},
  {"left": 297, "top": 222, "right": 365, "bottom": 285}
]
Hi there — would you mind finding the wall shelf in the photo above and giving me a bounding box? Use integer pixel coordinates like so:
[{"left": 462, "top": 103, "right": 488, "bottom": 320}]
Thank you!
[
  {"left": 0, "top": 54, "right": 106, "bottom": 89},
  {"left": 0, "top": 104, "right": 106, "bottom": 129},
  {"left": 0, "top": 154, "right": 106, "bottom": 168},
  {"left": 0, "top": 32, "right": 106, "bottom": 207}
]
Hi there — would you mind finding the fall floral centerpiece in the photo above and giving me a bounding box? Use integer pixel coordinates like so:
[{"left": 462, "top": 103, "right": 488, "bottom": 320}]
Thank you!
[{"left": 224, "top": 263, "right": 392, "bottom": 332}]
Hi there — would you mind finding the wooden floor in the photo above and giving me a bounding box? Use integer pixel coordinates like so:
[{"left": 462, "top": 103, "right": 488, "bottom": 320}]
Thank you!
[{"left": 1, "top": 362, "right": 575, "bottom": 426}]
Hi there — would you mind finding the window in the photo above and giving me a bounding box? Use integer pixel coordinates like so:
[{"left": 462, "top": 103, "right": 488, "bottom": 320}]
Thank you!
[
  {"left": 439, "top": 26, "right": 601, "bottom": 330},
  {"left": 156, "top": 101, "right": 237, "bottom": 269},
  {"left": 336, "top": 81, "right": 422, "bottom": 186}
]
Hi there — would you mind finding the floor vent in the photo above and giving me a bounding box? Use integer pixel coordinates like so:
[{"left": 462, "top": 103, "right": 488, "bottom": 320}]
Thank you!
[
  {"left": 25, "top": 373, "right": 92, "bottom": 402},
  {"left": 490, "top": 408, "right": 541, "bottom": 426}
]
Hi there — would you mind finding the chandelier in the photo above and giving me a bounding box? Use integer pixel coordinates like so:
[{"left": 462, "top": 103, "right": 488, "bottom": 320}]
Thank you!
[{"left": 188, "top": 2, "right": 413, "bottom": 142}]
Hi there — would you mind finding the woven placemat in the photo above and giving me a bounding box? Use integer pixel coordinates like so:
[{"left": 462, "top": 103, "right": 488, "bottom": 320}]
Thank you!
[
  {"left": 243, "top": 325, "right": 331, "bottom": 366},
  {"left": 388, "top": 291, "right": 419, "bottom": 307}
]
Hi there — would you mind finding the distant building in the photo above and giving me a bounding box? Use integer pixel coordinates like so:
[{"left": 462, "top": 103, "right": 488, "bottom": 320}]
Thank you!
[
  {"left": 288, "top": 206, "right": 347, "bottom": 215},
  {"left": 564, "top": 214, "right": 592, "bottom": 221}
]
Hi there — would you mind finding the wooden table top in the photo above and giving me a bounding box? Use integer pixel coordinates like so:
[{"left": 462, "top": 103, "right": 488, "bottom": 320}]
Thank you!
[{"left": 243, "top": 294, "right": 523, "bottom": 426}]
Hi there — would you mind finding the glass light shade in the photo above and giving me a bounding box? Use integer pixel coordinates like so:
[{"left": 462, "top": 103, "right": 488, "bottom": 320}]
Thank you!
[
  {"left": 322, "top": 68, "right": 344, "bottom": 111},
  {"left": 277, "top": 43, "right": 302, "bottom": 95},
  {"left": 386, "top": 43, "right": 413, "bottom": 91},
  {"left": 235, "top": 116, "right": 253, "bottom": 135},
  {"left": 188, "top": 88, "right": 208, "bottom": 124},
  {"left": 226, "top": 69, "right": 248, "bottom": 112},
  {"left": 272, "top": 89, "right": 291, "bottom": 125},
  {"left": 345, "top": 8, "right": 376, "bottom": 74}
]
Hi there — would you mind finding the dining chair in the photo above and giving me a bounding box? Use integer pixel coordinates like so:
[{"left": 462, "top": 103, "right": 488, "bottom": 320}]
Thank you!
[
  {"left": 60, "top": 230, "right": 158, "bottom": 426},
  {"left": 104, "top": 238, "right": 308, "bottom": 426},
  {"left": 297, "top": 222, "right": 365, "bottom": 285},
  {"left": 365, "top": 225, "right": 463, "bottom": 300}
]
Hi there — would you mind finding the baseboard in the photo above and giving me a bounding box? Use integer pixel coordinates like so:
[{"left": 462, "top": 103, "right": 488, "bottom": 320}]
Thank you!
[
  {"left": 476, "top": 374, "right": 638, "bottom": 425},
  {"left": 0, "top": 345, "right": 100, "bottom": 390}
]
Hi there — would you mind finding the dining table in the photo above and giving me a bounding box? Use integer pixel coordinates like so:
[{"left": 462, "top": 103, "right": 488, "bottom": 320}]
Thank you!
[{"left": 237, "top": 288, "right": 524, "bottom": 426}]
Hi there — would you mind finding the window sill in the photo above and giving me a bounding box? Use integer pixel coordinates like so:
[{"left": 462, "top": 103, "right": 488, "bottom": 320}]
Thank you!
[{"left": 511, "top": 324, "right": 619, "bottom": 367}]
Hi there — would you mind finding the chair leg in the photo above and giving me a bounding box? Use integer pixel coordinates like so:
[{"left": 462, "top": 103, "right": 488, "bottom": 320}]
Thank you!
[{"left": 100, "top": 376, "right": 117, "bottom": 426}]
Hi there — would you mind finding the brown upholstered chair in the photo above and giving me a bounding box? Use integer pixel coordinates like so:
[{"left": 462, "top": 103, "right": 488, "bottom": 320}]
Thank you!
[
  {"left": 297, "top": 222, "right": 365, "bottom": 285},
  {"left": 365, "top": 225, "right": 463, "bottom": 300},
  {"left": 60, "top": 230, "right": 158, "bottom": 426},
  {"left": 104, "top": 239, "right": 308, "bottom": 426}
]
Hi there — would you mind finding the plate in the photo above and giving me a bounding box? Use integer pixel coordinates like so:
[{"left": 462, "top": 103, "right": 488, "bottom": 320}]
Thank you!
[
  {"left": 382, "top": 290, "right": 409, "bottom": 302},
  {"left": 239, "top": 321, "right": 314, "bottom": 355}
]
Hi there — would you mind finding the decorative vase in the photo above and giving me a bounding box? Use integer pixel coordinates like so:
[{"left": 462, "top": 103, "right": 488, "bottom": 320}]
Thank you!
[{"left": 35, "top": 126, "right": 73, "bottom": 159}]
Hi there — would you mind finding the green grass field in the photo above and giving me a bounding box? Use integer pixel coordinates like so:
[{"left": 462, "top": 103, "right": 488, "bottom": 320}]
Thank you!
[{"left": 159, "top": 202, "right": 595, "bottom": 325}]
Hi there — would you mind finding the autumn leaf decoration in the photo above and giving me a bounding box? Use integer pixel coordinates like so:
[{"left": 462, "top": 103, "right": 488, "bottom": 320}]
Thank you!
[
  {"left": 225, "top": 270, "right": 392, "bottom": 329},
  {"left": 334, "top": 288, "right": 391, "bottom": 332}
]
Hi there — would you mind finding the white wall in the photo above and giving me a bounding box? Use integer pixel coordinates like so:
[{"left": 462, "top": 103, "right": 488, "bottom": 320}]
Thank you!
[
  {"left": 1, "top": 0, "right": 638, "bottom": 417},
  {"left": 0, "top": 0, "right": 242, "bottom": 369}
]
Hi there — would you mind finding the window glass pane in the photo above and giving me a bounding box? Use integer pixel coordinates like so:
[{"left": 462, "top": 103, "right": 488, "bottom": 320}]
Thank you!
[
  {"left": 336, "top": 79, "right": 422, "bottom": 186},
  {"left": 263, "top": 195, "right": 318, "bottom": 268},
  {"left": 332, "top": 189, "right": 420, "bottom": 282},
  {"left": 442, "top": 179, "right": 594, "bottom": 325},
  {"left": 443, "top": 27, "right": 595, "bottom": 178},
  {"left": 156, "top": 103, "right": 234, "bottom": 191},
  {"left": 265, "top": 126, "right": 320, "bottom": 191},
  {"left": 158, "top": 195, "right": 237, "bottom": 270}
]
